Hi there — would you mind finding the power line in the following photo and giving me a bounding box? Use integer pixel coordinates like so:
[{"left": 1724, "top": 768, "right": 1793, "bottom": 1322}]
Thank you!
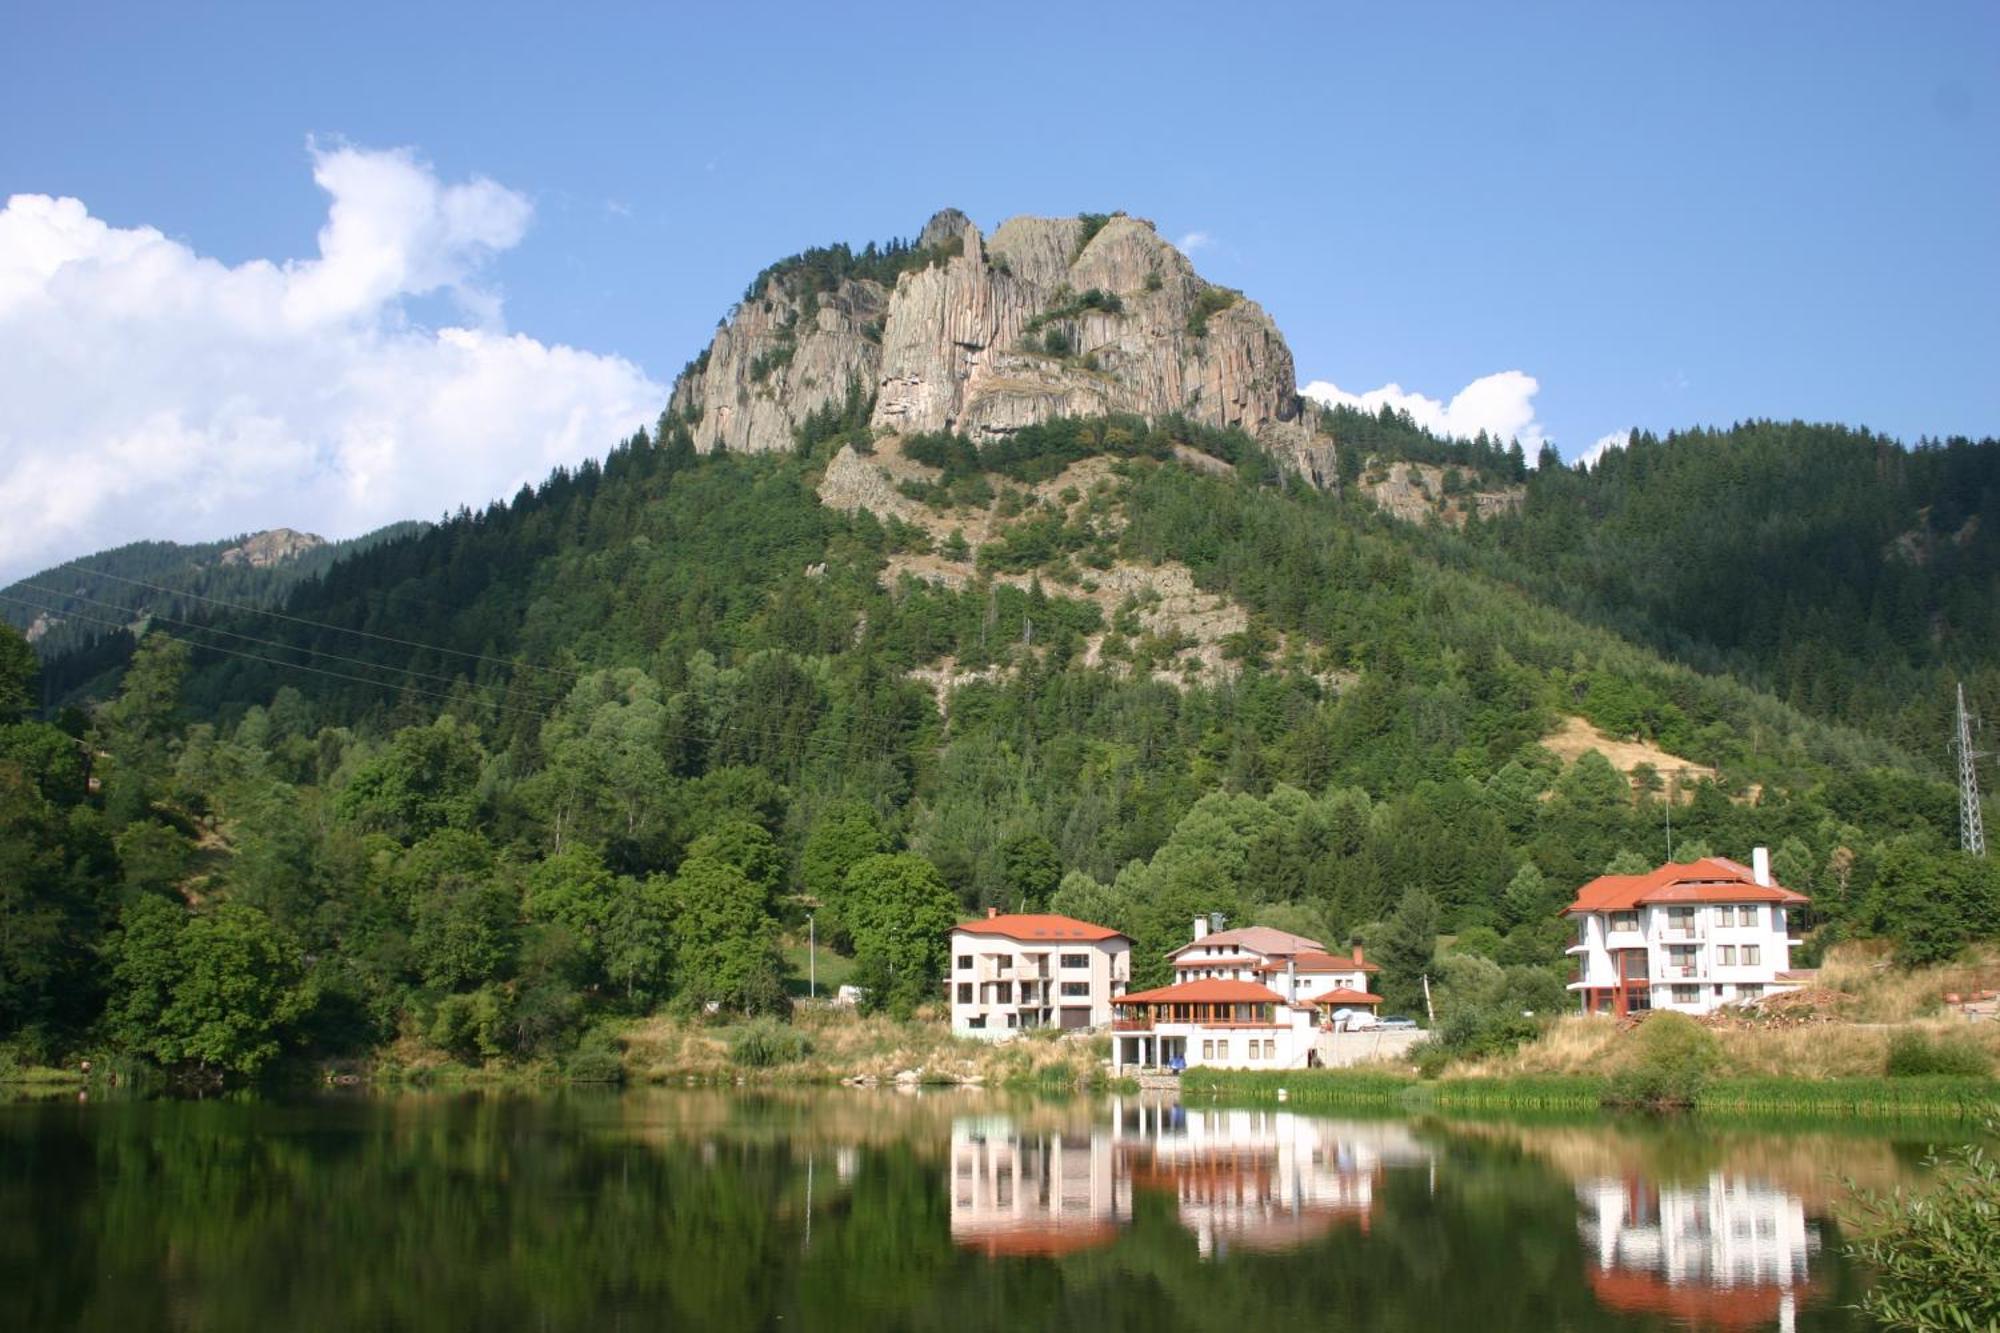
[
  {"left": 0, "top": 593, "right": 557, "bottom": 725},
  {"left": 8, "top": 579, "right": 570, "bottom": 710},
  {"left": 72, "top": 568, "right": 582, "bottom": 681}
]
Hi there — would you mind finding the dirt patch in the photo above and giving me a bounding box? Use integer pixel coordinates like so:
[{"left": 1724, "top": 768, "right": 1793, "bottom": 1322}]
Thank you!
[
  {"left": 1543, "top": 715, "right": 1716, "bottom": 795},
  {"left": 1359, "top": 459, "right": 1521, "bottom": 528}
]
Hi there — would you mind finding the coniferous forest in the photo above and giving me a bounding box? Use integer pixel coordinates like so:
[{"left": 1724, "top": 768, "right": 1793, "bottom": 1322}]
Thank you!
[{"left": 2, "top": 403, "right": 1996, "bottom": 1078}]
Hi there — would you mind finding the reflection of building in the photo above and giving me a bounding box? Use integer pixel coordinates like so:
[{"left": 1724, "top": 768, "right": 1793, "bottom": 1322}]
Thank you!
[
  {"left": 1578, "top": 1172, "right": 1820, "bottom": 1332},
  {"left": 1116, "top": 1102, "right": 1430, "bottom": 1258},
  {"left": 946, "top": 1103, "right": 1433, "bottom": 1261},
  {"left": 949, "top": 1116, "right": 1129, "bottom": 1256},
  {"left": 948, "top": 912, "right": 1132, "bottom": 1039}
]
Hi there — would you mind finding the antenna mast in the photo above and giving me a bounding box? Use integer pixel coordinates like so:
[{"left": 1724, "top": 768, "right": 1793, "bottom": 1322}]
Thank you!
[{"left": 1956, "top": 682, "right": 1987, "bottom": 857}]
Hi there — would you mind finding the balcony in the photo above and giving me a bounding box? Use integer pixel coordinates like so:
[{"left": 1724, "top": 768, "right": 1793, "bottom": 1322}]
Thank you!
[{"left": 1112, "top": 1017, "right": 1152, "bottom": 1032}]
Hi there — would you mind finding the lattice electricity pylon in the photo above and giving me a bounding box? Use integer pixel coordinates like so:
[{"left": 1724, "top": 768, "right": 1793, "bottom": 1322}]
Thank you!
[{"left": 1956, "top": 682, "right": 1988, "bottom": 857}]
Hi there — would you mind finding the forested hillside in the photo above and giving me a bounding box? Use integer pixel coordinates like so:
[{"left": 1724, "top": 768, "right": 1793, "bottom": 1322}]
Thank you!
[
  {"left": 4, "top": 404, "right": 1995, "bottom": 1078},
  {"left": 2, "top": 522, "right": 426, "bottom": 678},
  {"left": 1350, "top": 414, "right": 2000, "bottom": 759}
]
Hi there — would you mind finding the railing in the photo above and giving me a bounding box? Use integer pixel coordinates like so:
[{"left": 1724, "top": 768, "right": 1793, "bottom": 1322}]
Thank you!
[{"left": 1112, "top": 1018, "right": 1152, "bottom": 1032}]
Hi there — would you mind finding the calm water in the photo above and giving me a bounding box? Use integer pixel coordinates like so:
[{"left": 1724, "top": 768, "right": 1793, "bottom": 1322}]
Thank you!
[{"left": 0, "top": 1088, "right": 1951, "bottom": 1332}]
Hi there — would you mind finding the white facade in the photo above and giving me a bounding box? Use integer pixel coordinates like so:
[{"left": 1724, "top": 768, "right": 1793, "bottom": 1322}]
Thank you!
[
  {"left": 1564, "top": 853, "right": 1809, "bottom": 1017},
  {"left": 948, "top": 914, "right": 1131, "bottom": 1040},
  {"left": 1110, "top": 983, "right": 1324, "bottom": 1072}
]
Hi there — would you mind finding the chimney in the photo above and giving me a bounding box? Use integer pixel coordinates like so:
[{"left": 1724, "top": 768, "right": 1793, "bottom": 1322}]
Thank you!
[
  {"left": 1285, "top": 955, "right": 1298, "bottom": 1003},
  {"left": 1192, "top": 915, "right": 1209, "bottom": 941},
  {"left": 1352, "top": 944, "right": 1365, "bottom": 964},
  {"left": 988, "top": 906, "right": 999, "bottom": 919},
  {"left": 1752, "top": 846, "right": 1772, "bottom": 888}
]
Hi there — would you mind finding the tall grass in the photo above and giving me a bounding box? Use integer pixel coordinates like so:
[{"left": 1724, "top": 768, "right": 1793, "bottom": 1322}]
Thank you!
[{"left": 1180, "top": 1067, "right": 1997, "bottom": 1119}]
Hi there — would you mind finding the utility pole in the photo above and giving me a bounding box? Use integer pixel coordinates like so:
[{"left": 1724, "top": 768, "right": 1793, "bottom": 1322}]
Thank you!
[
  {"left": 807, "top": 913, "right": 817, "bottom": 1000},
  {"left": 1956, "top": 683, "right": 1987, "bottom": 857}
]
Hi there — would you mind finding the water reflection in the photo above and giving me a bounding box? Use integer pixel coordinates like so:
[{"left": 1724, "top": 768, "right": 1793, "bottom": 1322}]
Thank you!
[
  {"left": 1577, "top": 1173, "right": 1818, "bottom": 1332},
  {"left": 949, "top": 1100, "right": 1433, "bottom": 1259}
]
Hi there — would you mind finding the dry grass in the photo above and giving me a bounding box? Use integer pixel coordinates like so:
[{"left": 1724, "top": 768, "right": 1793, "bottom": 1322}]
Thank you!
[
  {"left": 617, "top": 1005, "right": 1111, "bottom": 1088},
  {"left": 1455, "top": 941, "right": 2000, "bottom": 1082}
]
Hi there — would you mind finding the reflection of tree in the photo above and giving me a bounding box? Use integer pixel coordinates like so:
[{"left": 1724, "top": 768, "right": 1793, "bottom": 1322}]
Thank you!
[{"left": 0, "top": 1092, "right": 1891, "bottom": 1332}]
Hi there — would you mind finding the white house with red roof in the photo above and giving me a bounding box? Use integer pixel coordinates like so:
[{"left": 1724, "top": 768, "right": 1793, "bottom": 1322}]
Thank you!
[
  {"left": 1109, "top": 919, "right": 1388, "bottom": 1070},
  {"left": 1168, "top": 919, "right": 1384, "bottom": 1021},
  {"left": 949, "top": 910, "right": 1132, "bottom": 1038},
  {"left": 1564, "top": 848, "right": 1811, "bottom": 1017}
]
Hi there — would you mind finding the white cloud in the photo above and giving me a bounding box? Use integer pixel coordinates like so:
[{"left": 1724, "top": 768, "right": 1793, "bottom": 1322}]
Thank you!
[
  {"left": 1579, "top": 429, "right": 1631, "bottom": 469},
  {"left": 0, "top": 143, "right": 662, "bottom": 582},
  {"left": 1176, "top": 230, "right": 1213, "bottom": 256},
  {"left": 1301, "top": 370, "right": 1547, "bottom": 451}
]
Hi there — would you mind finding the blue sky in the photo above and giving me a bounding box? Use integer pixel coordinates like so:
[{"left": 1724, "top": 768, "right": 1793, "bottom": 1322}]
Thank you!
[{"left": 2, "top": 1, "right": 1995, "bottom": 576}]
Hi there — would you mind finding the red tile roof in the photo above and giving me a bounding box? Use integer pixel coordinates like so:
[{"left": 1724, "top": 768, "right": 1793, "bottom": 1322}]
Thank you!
[
  {"left": 1563, "top": 857, "right": 1809, "bottom": 915},
  {"left": 1113, "top": 979, "right": 1287, "bottom": 1006},
  {"left": 1256, "top": 950, "right": 1381, "bottom": 975},
  {"left": 1310, "top": 988, "right": 1383, "bottom": 1007},
  {"left": 953, "top": 913, "right": 1129, "bottom": 943},
  {"left": 1167, "top": 926, "right": 1324, "bottom": 959}
]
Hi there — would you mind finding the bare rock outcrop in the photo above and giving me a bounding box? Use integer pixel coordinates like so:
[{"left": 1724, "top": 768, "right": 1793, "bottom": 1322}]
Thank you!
[
  {"left": 668, "top": 209, "right": 1340, "bottom": 485},
  {"left": 219, "top": 528, "right": 326, "bottom": 568}
]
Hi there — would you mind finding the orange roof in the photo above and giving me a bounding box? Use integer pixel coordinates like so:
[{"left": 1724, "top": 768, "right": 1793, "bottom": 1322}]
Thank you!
[
  {"left": 1167, "top": 926, "right": 1323, "bottom": 959},
  {"left": 954, "top": 913, "right": 1129, "bottom": 943},
  {"left": 1114, "top": 979, "right": 1287, "bottom": 1006},
  {"left": 1587, "top": 1269, "right": 1803, "bottom": 1331},
  {"left": 1563, "top": 857, "right": 1809, "bottom": 915},
  {"left": 1256, "top": 950, "right": 1381, "bottom": 975},
  {"left": 1310, "top": 988, "right": 1383, "bottom": 1007}
]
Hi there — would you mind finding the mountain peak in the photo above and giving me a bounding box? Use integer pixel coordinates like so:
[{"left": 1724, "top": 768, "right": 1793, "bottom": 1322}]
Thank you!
[{"left": 668, "top": 210, "right": 1335, "bottom": 485}]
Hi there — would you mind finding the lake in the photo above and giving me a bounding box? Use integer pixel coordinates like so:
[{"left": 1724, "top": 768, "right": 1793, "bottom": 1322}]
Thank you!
[{"left": 0, "top": 1088, "right": 1953, "bottom": 1331}]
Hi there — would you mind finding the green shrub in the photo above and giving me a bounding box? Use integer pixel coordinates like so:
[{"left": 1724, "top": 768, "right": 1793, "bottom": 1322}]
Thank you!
[
  {"left": 565, "top": 1029, "right": 626, "bottom": 1084},
  {"left": 1886, "top": 1030, "right": 1992, "bottom": 1078},
  {"left": 1843, "top": 1119, "right": 2000, "bottom": 1333},
  {"left": 728, "top": 1018, "right": 813, "bottom": 1068},
  {"left": 1603, "top": 1012, "right": 1720, "bottom": 1109}
]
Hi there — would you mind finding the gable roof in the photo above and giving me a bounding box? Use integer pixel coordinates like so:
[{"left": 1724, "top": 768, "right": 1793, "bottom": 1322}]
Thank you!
[
  {"left": 1563, "top": 857, "right": 1809, "bottom": 915},
  {"left": 1113, "top": 979, "right": 1288, "bottom": 1006},
  {"left": 1166, "top": 926, "right": 1323, "bottom": 960},
  {"left": 1309, "top": 988, "right": 1383, "bottom": 1007},
  {"left": 953, "top": 913, "right": 1128, "bottom": 943},
  {"left": 1256, "top": 950, "right": 1381, "bottom": 975}
]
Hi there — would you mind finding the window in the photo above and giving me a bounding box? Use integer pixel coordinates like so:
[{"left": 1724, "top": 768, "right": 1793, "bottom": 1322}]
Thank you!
[
  {"left": 995, "top": 956, "right": 1012, "bottom": 971},
  {"left": 994, "top": 982, "right": 1012, "bottom": 1004},
  {"left": 1005, "top": 1013, "right": 1016, "bottom": 1028},
  {"left": 957, "top": 983, "right": 972, "bottom": 1004},
  {"left": 1738, "top": 983, "right": 1763, "bottom": 999},
  {"left": 1742, "top": 944, "right": 1760, "bottom": 967},
  {"left": 1061, "top": 953, "right": 1089, "bottom": 969},
  {"left": 1262, "top": 1040, "right": 1277, "bottom": 1060},
  {"left": 1061, "top": 981, "right": 1089, "bottom": 998},
  {"left": 957, "top": 955, "right": 972, "bottom": 971},
  {"left": 1739, "top": 906, "right": 1760, "bottom": 928},
  {"left": 1667, "top": 907, "right": 1695, "bottom": 933},
  {"left": 1202, "top": 1040, "right": 1216, "bottom": 1060},
  {"left": 1610, "top": 911, "right": 1639, "bottom": 933},
  {"left": 1717, "top": 945, "right": 1736, "bottom": 966},
  {"left": 1672, "top": 985, "right": 1700, "bottom": 1004},
  {"left": 968, "top": 1015, "right": 986, "bottom": 1029}
]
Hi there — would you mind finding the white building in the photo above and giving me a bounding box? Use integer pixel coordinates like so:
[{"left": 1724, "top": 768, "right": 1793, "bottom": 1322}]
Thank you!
[
  {"left": 948, "top": 911, "right": 1131, "bottom": 1039},
  {"left": 1168, "top": 920, "right": 1385, "bottom": 1021},
  {"left": 1564, "top": 849, "right": 1812, "bottom": 1017},
  {"left": 1110, "top": 978, "right": 1321, "bottom": 1072}
]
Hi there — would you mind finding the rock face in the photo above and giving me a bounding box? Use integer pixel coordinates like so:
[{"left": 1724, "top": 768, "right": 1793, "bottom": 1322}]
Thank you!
[
  {"left": 668, "top": 209, "right": 1337, "bottom": 484},
  {"left": 219, "top": 528, "right": 326, "bottom": 568}
]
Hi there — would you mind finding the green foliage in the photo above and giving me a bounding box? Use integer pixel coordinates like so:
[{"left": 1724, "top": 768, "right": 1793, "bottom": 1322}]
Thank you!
[
  {"left": 669, "top": 855, "right": 784, "bottom": 1014},
  {"left": 1602, "top": 1012, "right": 1721, "bottom": 1109},
  {"left": 336, "top": 717, "right": 485, "bottom": 843},
  {"left": 430, "top": 985, "right": 510, "bottom": 1060},
  {"left": 0, "top": 624, "right": 34, "bottom": 723},
  {"left": 104, "top": 897, "right": 316, "bottom": 1076},
  {"left": 743, "top": 231, "right": 961, "bottom": 304},
  {"left": 843, "top": 853, "right": 957, "bottom": 1016},
  {"left": 1843, "top": 1121, "right": 2000, "bottom": 1333},
  {"left": 1885, "top": 1030, "right": 1992, "bottom": 1077},
  {"left": 1374, "top": 888, "right": 1439, "bottom": 1019},
  {"left": 727, "top": 1016, "right": 813, "bottom": 1067},
  {"left": 1186, "top": 285, "right": 1239, "bottom": 336}
]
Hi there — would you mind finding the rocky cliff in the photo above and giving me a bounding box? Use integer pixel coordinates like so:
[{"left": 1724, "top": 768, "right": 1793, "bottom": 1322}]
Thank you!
[{"left": 668, "top": 209, "right": 1336, "bottom": 485}]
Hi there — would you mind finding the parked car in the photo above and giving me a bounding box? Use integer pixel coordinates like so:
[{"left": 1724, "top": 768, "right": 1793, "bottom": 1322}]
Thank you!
[{"left": 1375, "top": 1016, "right": 1419, "bottom": 1030}]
